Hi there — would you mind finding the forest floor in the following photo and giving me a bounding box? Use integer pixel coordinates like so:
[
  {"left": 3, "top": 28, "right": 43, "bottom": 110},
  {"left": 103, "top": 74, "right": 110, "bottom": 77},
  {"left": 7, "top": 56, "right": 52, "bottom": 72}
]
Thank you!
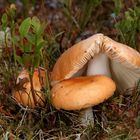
[{"left": 0, "top": 0, "right": 140, "bottom": 139}]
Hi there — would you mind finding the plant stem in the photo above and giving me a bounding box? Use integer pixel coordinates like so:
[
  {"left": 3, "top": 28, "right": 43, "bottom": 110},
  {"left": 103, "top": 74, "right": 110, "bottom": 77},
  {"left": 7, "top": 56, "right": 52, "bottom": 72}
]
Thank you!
[
  {"left": 29, "top": 69, "right": 37, "bottom": 107},
  {"left": 41, "top": 51, "right": 52, "bottom": 111}
]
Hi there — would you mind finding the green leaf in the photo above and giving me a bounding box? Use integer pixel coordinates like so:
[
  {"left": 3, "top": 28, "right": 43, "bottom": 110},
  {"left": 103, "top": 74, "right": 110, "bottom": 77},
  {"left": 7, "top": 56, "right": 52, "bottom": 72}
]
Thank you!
[
  {"left": 31, "top": 16, "right": 41, "bottom": 34},
  {"left": 31, "top": 17, "right": 46, "bottom": 37},
  {"left": 1, "top": 13, "right": 8, "bottom": 31},
  {"left": 2, "top": 13, "right": 8, "bottom": 25},
  {"left": 19, "top": 17, "right": 31, "bottom": 37},
  {"left": 26, "top": 34, "right": 36, "bottom": 45},
  {"left": 54, "top": 31, "right": 64, "bottom": 39}
]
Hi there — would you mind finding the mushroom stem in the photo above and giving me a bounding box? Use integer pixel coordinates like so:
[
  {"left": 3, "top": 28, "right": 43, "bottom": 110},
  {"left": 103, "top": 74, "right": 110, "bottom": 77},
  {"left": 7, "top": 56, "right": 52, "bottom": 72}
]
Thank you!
[
  {"left": 80, "top": 53, "right": 111, "bottom": 125},
  {"left": 87, "top": 53, "right": 111, "bottom": 77},
  {"left": 80, "top": 108, "right": 94, "bottom": 126}
]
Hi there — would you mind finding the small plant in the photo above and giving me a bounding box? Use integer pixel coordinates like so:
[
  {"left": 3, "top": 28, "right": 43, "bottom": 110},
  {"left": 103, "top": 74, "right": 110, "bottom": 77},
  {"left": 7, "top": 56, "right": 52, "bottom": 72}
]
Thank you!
[
  {"left": 15, "top": 16, "right": 50, "bottom": 107},
  {"left": 112, "top": 0, "right": 122, "bottom": 16},
  {"left": 78, "top": 0, "right": 102, "bottom": 31},
  {"left": 1, "top": 4, "right": 16, "bottom": 58},
  {"left": 114, "top": 4, "right": 140, "bottom": 49},
  {"left": 0, "top": 4, "right": 17, "bottom": 91},
  {"left": 17, "top": 16, "right": 46, "bottom": 71},
  {"left": 61, "top": 0, "right": 102, "bottom": 35},
  {"left": 0, "top": 5, "right": 50, "bottom": 108},
  {"left": 45, "top": 32, "right": 62, "bottom": 70}
]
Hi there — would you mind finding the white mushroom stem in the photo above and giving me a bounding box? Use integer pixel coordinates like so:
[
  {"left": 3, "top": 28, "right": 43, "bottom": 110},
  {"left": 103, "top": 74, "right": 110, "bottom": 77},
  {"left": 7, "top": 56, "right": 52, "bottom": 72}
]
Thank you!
[
  {"left": 80, "top": 53, "right": 111, "bottom": 125},
  {"left": 87, "top": 53, "right": 111, "bottom": 77}
]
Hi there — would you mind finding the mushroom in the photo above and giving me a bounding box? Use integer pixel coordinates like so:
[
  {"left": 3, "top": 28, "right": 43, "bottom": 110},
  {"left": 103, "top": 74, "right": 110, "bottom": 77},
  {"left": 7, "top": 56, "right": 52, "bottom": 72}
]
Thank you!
[
  {"left": 51, "top": 33, "right": 140, "bottom": 125},
  {"left": 13, "top": 67, "right": 46, "bottom": 108},
  {"left": 51, "top": 75, "right": 116, "bottom": 109}
]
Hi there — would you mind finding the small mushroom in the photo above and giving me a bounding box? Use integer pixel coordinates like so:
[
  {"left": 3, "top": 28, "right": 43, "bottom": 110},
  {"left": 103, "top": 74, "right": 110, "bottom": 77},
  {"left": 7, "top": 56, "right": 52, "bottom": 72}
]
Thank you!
[
  {"left": 13, "top": 67, "right": 46, "bottom": 108},
  {"left": 51, "top": 33, "right": 140, "bottom": 124}
]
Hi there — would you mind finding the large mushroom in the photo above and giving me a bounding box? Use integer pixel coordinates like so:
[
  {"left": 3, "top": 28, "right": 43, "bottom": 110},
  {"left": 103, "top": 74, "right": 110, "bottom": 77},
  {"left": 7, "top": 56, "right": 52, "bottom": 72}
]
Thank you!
[
  {"left": 13, "top": 67, "right": 46, "bottom": 108},
  {"left": 51, "top": 33, "right": 140, "bottom": 125}
]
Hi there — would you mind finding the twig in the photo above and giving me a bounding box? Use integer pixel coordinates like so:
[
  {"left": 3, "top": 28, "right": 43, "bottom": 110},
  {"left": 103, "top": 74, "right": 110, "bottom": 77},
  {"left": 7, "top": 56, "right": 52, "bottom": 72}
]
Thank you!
[{"left": 15, "top": 106, "right": 28, "bottom": 132}]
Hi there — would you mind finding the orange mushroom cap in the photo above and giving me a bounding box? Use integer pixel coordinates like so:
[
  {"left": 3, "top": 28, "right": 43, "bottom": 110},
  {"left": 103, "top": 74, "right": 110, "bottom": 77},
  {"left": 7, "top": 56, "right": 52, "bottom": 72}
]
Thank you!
[{"left": 51, "top": 75, "right": 116, "bottom": 110}]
